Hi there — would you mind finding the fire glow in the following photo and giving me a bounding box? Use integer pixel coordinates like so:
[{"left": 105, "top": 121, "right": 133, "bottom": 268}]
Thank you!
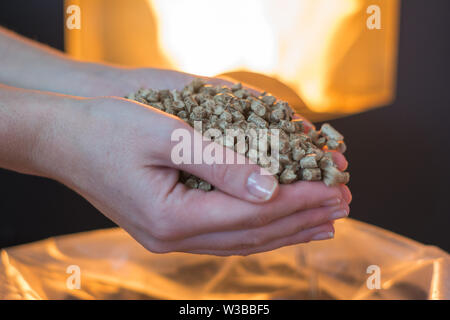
[
  {"left": 147, "top": 0, "right": 398, "bottom": 114},
  {"left": 65, "top": 0, "right": 400, "bottom": 116}
]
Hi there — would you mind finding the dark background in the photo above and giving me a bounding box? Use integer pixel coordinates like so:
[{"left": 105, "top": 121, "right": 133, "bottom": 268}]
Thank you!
[{"left": 0, "top": 0, "right": 449, "bottom": 251}]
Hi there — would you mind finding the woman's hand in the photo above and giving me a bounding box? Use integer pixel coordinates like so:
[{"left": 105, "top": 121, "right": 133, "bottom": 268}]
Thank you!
[
  {"left": 1, "top": 27, "right": 352, "bottom": 256},
  {"left": 31, "top": 94, "right": 350, "bottom": 256}
]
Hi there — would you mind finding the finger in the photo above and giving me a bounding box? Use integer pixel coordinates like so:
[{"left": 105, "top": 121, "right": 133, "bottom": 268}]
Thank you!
[
  {"left": 187, "top": 222, "right": 335, "bottom": 256},
  {"left": 154, "top": 180, "right": 345, "bottom": 240},
  {"left": 329, "top": 150, "right": 348, "bottom": 171},
  {"left": 126, "top": 220, "right": 333, "bottom": 256},
  {"left": 164, "top": 121, "right": 279, "bottom": 203},
  {"left": 340, "top": 184, "right": 352, "bottom": 204},
  {"left": 160, "top": 202, "right": 349, "bottom": 252}
]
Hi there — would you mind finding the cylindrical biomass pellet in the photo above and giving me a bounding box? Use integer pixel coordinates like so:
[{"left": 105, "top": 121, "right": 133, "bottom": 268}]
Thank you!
[
  {"left": 301, "top": 168, "right": 322, "bottom": 181},
  {"left": 300, "top": 154, "right": 318, "bottom": 168},
  {"left": 323, "top": 166, "right": 350, "bottom": 186}
]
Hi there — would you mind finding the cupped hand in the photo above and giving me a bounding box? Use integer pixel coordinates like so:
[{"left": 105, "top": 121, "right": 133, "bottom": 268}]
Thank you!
[{"left": 38, "top": 95, "right": 350, "bottom": 256}]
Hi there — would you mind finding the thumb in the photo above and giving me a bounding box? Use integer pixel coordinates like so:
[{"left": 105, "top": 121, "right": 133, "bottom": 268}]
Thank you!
[{"left": 167, "top": 124, "right": 279, "bottom": 203}]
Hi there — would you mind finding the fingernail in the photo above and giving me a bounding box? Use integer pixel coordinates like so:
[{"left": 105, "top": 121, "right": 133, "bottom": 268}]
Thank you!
[
  {"left": 247, "top": 172, "right": 278, "bottom": 200},
  {"left": 330, "top": 209, "right": 348, "bottom": 220},
  {"left": 322, "top": 198, "right": 341, "bottom": 207},
  {"left": 311, "top": 232, "right": 334, "bottom": 241}
]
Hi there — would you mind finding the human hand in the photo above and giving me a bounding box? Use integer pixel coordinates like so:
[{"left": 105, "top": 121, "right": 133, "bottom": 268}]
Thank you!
[{"left": 35, "top": 95, "right": 351, "bottom": 256}]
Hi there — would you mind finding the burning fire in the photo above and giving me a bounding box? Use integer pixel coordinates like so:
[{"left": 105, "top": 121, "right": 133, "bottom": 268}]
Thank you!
[
  {"left": 149, "top": 0, "right": 361, "bottom": 113},
  {"left": 65, "top": 0, "right": 400, "bottom": 117}
]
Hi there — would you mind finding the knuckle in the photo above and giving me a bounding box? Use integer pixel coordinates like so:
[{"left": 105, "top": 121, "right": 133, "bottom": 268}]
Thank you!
[
  {"left": 212, "top": 164, "right": 233, "bottom": 185},
  {"left": 300, "top": 193, "right": 318, "bottom": 210},
  {"left": 301, "top": 211, "right": 328, "bottom": 230},
  {"left": 292, "top": 222, "right": 308, "bottom": 234},
  {"left": 298, "top": 187, "right": 340, "bottom": 210},
  {"left": 247, "top": 212, "right": 271, "bottom": 228}
]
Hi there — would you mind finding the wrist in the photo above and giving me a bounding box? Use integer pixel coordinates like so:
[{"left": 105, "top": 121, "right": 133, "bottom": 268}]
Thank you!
[
  {"left": 30, "top": 94, "right": 89, "bottom": 186},
  {"left": 0, "top": 86, "right": 73, "bottom": 178},
  {"left": 30, "top": 96, "right": 81, "bottom": 183},
  {"left": 58, "top": 60, "right": 129, "bottom": 97}
]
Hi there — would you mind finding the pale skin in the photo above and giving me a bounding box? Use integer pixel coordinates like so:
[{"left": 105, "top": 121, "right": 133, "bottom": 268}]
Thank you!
[{"left": 0, "top": 27, "right": 351, "bottom": 256}]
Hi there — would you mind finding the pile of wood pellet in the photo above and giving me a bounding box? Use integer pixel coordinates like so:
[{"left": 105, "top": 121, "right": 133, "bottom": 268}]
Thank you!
[{"left": 125, "top": 79, "right": 349, "bottom": 190}]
